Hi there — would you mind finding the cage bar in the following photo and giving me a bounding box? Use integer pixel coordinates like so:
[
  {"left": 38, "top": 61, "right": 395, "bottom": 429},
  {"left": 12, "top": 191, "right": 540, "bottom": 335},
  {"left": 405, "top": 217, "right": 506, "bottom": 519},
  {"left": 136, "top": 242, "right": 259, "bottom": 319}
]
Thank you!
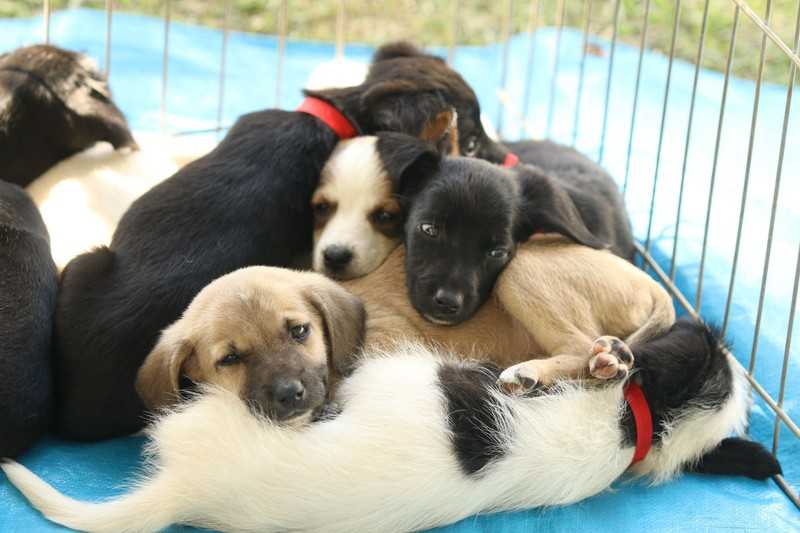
[
  {"left": 572, "top": 0, "right": 593, "bottom": 147},
  {"left": 622, "top": 0, "right": 651, "bottom": 199},
  {"left": 669, "top": 0, "right": 709, "bottom": 280},
  {"left": 644, "top": 0, "right": 681, "bottom": 254},
  {"left": 519, "top": 0, "right": 542, "bottom": 139},
  {"left": 597, "top": 0, "right": 621, "bottom": 164},
  {"left": 545, "top": 0, "right": 566, "bottom": 139}
]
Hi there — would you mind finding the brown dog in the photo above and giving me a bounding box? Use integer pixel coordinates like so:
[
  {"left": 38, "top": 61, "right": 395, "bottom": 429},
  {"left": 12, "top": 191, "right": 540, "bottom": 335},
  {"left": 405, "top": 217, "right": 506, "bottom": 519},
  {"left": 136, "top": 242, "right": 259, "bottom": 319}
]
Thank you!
[
  {"left": 136, "top": 237, "right": 672, "bottom": 417},
  {"left": 136, "top": 267, "right": 364, "bottom": 422}
]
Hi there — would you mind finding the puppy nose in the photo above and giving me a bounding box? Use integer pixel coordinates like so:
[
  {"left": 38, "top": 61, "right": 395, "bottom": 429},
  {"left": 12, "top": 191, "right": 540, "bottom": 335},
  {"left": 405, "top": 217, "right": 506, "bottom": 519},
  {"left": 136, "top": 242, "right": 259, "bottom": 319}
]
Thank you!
[
  {"left": 433, "top": 288, "right": 463, "bottom": 315},
  {"left": 271, "top": 379, "right": 306, "bottom": 415},
  {"left": 323, "top": 245, "right": 353, "bottom": 270}
]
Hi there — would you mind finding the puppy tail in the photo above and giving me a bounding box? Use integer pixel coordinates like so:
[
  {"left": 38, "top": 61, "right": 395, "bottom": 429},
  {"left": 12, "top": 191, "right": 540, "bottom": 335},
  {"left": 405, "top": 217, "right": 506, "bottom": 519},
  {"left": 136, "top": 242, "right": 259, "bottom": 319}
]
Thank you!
[
  {"left": 1, "top": 460, "right": 175, "bottom": 533},
  {"left": 690, "top": 437, "right": 782, "bottom": 480}
]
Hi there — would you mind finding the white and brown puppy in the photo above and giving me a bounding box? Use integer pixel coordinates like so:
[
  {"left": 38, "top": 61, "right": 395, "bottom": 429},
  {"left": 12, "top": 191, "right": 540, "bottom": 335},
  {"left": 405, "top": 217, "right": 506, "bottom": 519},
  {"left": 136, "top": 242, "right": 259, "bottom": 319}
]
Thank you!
[
  {"left": 312, "top": 115, "right": 453, "bottom": 279},
  {"left": 1, "top": 321, "right": 781, "bottom": 533}
]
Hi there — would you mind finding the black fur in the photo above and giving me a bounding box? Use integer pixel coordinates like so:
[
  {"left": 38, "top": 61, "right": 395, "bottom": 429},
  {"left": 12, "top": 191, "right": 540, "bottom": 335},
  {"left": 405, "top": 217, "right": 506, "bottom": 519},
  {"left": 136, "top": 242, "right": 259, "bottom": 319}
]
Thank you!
[
  {"left": 365, "top": 41, "right": 510, "bottom": 164},
  {"left": 376, "top": 132, "right": 441, "bottom": 203},
  {"left": 403, "top": 157, "right": 605, "bottom": 325},
  {"left": 53, "top": 43, "right": 504, "bottom": 441},
  {"left": 505, "top": 140, "right": 634, "bottom": 260},
  {"left": 0, "top": 45, "right": 135, "bottom": 188},
  {"left": 0, "top": 182, "right": 58, "bottom": 457},
  {"left": 438, "top": 362, "right": 508, "bottom": 475},
  {"left": 621, "top": 319, "right": 781, "bottom": 478},
  {"left": 691, "top": 438, "right": 782, "bottom": 480}
]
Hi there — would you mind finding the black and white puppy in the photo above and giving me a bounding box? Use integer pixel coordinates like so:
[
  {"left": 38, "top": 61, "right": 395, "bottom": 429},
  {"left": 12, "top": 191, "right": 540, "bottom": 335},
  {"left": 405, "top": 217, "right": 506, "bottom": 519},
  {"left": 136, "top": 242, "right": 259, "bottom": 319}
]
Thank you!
[
  {"left": 506, "top": 139, "right": 635, "bottom": 260},
  {"left": 0, "top": 45, "right": 136, "bottom": 187},
  {"left": 1, "top": 320, "right": 780, "bottom": 533},
  {"left": 0, "top": 182, "right": 58, "bottom": 457},
  {"left": 53, "top": 42, "right": 509, "bottom": 441}
]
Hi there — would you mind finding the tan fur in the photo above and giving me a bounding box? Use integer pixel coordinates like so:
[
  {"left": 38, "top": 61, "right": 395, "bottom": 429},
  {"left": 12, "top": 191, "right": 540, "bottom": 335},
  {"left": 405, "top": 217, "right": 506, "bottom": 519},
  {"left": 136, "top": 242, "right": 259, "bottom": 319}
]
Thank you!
[
  {"left": 137, "top": 238, "right": 674, "bottom": 407},
  {"left": 342, "top": 235, "right": 675, "bottom": 384},
  {"left": 136, "top": 267, "right": 364, "bottom": 411}
]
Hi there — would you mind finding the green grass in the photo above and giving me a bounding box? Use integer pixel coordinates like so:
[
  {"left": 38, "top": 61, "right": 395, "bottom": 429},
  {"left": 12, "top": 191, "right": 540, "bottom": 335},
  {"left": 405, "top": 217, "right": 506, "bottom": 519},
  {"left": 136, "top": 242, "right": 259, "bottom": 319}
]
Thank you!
[{"left": 3, "top": 1, "right": 797, "bottom": 84}]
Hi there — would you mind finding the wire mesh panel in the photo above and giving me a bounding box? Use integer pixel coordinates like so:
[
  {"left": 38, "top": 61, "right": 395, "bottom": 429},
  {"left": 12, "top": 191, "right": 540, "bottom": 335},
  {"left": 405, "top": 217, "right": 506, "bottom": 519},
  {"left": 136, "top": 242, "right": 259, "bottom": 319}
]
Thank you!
[{"left": 33, "top": 0, "right": 799, "bottom": 509}]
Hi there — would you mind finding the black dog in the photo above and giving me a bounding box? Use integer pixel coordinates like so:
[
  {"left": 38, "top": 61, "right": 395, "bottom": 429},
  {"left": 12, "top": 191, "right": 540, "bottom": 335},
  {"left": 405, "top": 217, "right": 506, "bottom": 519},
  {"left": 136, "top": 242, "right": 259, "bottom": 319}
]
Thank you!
[
  {"left": 402, "top": 153, "right": 607, "bottom": 325},
  {"left": 506, "top": 140, "right": 634, "bottom": 260},
  {"left": 54, "top": 42, "right": 510, "bottom": 441},
  {"left": 0, "top": 182, "right": 58, "bottom": 457},
  {"left": 0, "top": 45, "right": 136, "bottom": 188}
]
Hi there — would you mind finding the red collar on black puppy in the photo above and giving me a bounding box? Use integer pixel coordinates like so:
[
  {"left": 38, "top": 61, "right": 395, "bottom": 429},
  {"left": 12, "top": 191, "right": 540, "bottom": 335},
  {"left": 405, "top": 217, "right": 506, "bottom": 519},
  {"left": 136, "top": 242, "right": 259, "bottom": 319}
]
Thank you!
[
  {"left": 502, "top": 152, "right": 519, "bottom": 168},
  {"left": 297, "top": 97, "right": 357, "bottom": 139},
  {"left": 624, "top": 381, "right": 653, "bottom": 465}
]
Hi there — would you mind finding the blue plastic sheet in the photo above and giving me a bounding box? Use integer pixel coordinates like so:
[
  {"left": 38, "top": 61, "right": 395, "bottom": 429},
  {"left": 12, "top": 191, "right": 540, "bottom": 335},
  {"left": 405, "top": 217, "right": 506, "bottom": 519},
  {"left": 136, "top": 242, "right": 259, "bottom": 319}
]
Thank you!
[{"left": 2, "top": 9, "right": 798, "bottom": 531}]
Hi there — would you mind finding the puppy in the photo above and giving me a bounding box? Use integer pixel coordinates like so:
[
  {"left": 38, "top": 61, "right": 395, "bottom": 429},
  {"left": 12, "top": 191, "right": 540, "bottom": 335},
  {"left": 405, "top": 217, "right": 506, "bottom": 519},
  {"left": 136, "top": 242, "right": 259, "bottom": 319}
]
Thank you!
[
  {"left": 0, "top": 182, "right": 59, "bottom": 457},
  {"left": 135, "top": 266, "right": 365, "bottom": 420},
  {"left": 312, "top": 133, "right": 442, "bottom": 279},
  {"left": 506, "top": 139, "right": 635, "bottom": 260},
  {"left": 53, "top": 41, "right": 508, "bottom": 441},
  {"left": 0, "top": 44, "right": 136, "bottom": 188},
  {"left": 3, "top": 321, "right": 781, "bottom": 533},
  {"left": 311, "top": 134, "right": 630, "bottom": 284}
]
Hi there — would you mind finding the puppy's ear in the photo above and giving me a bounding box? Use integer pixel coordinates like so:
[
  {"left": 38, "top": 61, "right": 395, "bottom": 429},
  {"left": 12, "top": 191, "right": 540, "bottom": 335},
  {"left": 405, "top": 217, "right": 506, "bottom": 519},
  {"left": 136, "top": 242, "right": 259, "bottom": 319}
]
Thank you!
[
  {"left": 303, "top": 275, "right": 366, "bottom": 376},
  {"left": 514, "top": 166, "right": 607, "bottom": 250},
  {"left": 376, "top": 132, "right": 442, "bottom": 199},
  {"left": 135, "top": 322, "right": 195, "bottom": 410},
  {"left": 372, "top": 41, "right": 443, "bottom": 63}
]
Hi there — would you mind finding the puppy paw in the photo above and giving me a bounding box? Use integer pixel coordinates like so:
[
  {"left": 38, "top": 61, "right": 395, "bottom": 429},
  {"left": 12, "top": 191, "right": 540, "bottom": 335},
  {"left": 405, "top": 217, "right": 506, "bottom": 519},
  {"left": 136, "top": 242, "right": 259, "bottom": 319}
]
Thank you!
[
  {"left": 497, "top": 361, "right": 540, "bottom": 396},
  {"left": 589, "top": 336, "right": 634, "bottom": 381}
]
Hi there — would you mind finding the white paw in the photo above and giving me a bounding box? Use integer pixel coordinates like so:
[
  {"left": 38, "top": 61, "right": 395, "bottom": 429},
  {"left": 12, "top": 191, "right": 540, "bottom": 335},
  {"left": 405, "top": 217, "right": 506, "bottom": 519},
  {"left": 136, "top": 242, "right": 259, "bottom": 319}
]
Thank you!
[
  {"left": 589, "top": 336, "right": 634, "bottom": 381},
  {"left": 497, "top": 361, "right": 541, "bottom": 396}
]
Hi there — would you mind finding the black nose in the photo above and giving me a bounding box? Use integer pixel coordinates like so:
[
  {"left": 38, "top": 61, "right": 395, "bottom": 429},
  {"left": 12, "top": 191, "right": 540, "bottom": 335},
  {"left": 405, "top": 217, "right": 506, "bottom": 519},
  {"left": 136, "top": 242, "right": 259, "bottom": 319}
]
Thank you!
[
  {"left": 433, "top": 288, "right": 463, "bottom": 315},
  {"left": 271, "top": 379, "right": 306, "bottom": 418},
  {"left": 323, "top": 245, "right": 353, "bottom": 270}
]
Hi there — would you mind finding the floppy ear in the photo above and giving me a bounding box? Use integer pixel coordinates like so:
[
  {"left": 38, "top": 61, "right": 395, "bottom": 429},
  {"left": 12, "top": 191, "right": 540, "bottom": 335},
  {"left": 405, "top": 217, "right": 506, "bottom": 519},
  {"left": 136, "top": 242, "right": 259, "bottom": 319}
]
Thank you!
[
  {"left": 372, "top": 41, "right": 443, "bottom": 63},
  {"left": 135, "top": 322, "right": 195, "bottom": 410},
  {"left": 514, "top": 166, "right": 607, "bottom": 250},
  {"left": 376, "top": 132, "right": 442, "bottom": 199},
  {"left": 303, "top": 276, "right": 366, "bottom": 376}
]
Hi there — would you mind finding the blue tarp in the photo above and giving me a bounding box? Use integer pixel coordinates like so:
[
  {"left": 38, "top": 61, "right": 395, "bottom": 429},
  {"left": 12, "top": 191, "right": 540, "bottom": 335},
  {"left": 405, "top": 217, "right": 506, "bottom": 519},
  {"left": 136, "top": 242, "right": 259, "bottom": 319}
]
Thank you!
[{"left": 1, "top": 8, "right": 798, "bottom": 531}]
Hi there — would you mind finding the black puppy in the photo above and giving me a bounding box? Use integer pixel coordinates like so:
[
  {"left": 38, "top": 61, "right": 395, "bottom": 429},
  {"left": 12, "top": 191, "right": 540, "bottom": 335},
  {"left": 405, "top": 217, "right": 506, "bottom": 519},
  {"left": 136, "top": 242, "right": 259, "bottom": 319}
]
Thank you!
[
  {"left": 0, "top": 45, "right": 136, "bottom": 187},
  {"left": 404, "top": 150, "right": 607, "bottom": 325},
  {"left": 54, "top": 42, "right": 510, "bottom": 441},
  {"left": 506, "top": 140, "right": 634, "bottom": 260},
  {"left": 403, "top": 155, "right": 606, "bottom": 325},
  {"left": 0, "top": 182, "right": 58, "bottom": 457}
]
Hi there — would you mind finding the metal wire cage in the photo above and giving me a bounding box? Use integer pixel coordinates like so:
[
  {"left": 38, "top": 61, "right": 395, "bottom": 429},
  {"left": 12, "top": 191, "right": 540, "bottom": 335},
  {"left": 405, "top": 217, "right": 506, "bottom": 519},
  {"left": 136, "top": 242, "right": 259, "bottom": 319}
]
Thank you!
[{"left": 35, "top": 0, "right": 799, "bottom": 509}]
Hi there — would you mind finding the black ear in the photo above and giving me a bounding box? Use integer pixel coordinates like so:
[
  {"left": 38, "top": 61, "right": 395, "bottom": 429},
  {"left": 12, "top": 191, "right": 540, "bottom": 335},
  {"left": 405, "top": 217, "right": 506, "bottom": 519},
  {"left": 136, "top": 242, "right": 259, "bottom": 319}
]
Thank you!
[
  {"left": 514, "top": 166, "right": 607, "bottom": 249},
  {"left": 372, "top": 41, "right": 444, "bottom": 64},
  {"left": 690, "top": 437, "right": 782, "bottom": 480},
  {"left": 376, "top": 132, "right": 442, "bottom": 199}
]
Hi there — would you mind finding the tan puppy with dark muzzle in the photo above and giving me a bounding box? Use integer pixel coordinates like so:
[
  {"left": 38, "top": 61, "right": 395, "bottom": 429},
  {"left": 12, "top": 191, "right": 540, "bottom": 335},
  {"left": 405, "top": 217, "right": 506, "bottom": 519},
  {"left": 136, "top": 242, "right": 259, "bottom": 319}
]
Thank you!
[{"left": 136, "top": 267, "right": 364, "bottom": 422}]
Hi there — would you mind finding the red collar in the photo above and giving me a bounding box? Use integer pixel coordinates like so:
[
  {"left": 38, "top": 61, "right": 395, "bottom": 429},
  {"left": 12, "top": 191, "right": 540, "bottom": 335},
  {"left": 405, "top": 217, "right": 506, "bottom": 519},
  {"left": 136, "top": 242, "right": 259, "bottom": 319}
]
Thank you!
[
  {"left": 503, "top": 152, "right": 519, "bottom": 168},
  {"left": 624, "top": 381, "right": 653, "bottom": 465},
  {"left": 296, "top": 97, "right": 357, "bottom": 139}
]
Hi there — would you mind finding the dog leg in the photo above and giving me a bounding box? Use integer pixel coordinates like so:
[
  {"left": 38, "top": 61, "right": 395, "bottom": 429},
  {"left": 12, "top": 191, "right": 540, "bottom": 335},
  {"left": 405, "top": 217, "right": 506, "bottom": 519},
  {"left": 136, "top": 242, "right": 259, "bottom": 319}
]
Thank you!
[
  {"left": 497, "top": 336, "right": 633, "bottom": 395},
  {"left": 588, "top": 336, "right": 634, "bottom": 380}
]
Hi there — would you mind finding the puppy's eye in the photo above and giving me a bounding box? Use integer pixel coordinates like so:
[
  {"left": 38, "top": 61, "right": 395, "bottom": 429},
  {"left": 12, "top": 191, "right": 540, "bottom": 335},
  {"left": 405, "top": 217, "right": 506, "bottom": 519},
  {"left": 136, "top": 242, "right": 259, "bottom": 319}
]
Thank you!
[
  {"left": 218, "top": 352, "right": 242, "bottom": 366},
  {"left": 464, "top": 136, "right": 480, "bottom": 157},
  {"left": 419, "top": 223, "right": 439, "bottom": 238},
  {"left": 289, "top": 323, "right": 311, "bottom": 342},
  {"left": 312, "top": 201, "right": 331, "bottom": 217},
  {"left": 487, "top": 248, "right": 509, "bottom": 259},
  {"left": 371, "top": 209, "right": 397, "bottom": 225}
]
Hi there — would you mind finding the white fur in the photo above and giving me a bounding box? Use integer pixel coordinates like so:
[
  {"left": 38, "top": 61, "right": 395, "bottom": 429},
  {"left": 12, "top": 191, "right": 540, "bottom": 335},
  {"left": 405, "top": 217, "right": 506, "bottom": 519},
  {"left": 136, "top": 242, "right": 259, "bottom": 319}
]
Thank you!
[
  {"left": 313, "top": 137, "right": 400, "bottom": 279},
  {"left": 305, "top": 57, "right": 369, "bottom": 91},
  {"left": 26, "top": 133, "right": 213, "bottom": 269},
  {"left": 1, "top": 344, "right": 750, "bottom": 533}
]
